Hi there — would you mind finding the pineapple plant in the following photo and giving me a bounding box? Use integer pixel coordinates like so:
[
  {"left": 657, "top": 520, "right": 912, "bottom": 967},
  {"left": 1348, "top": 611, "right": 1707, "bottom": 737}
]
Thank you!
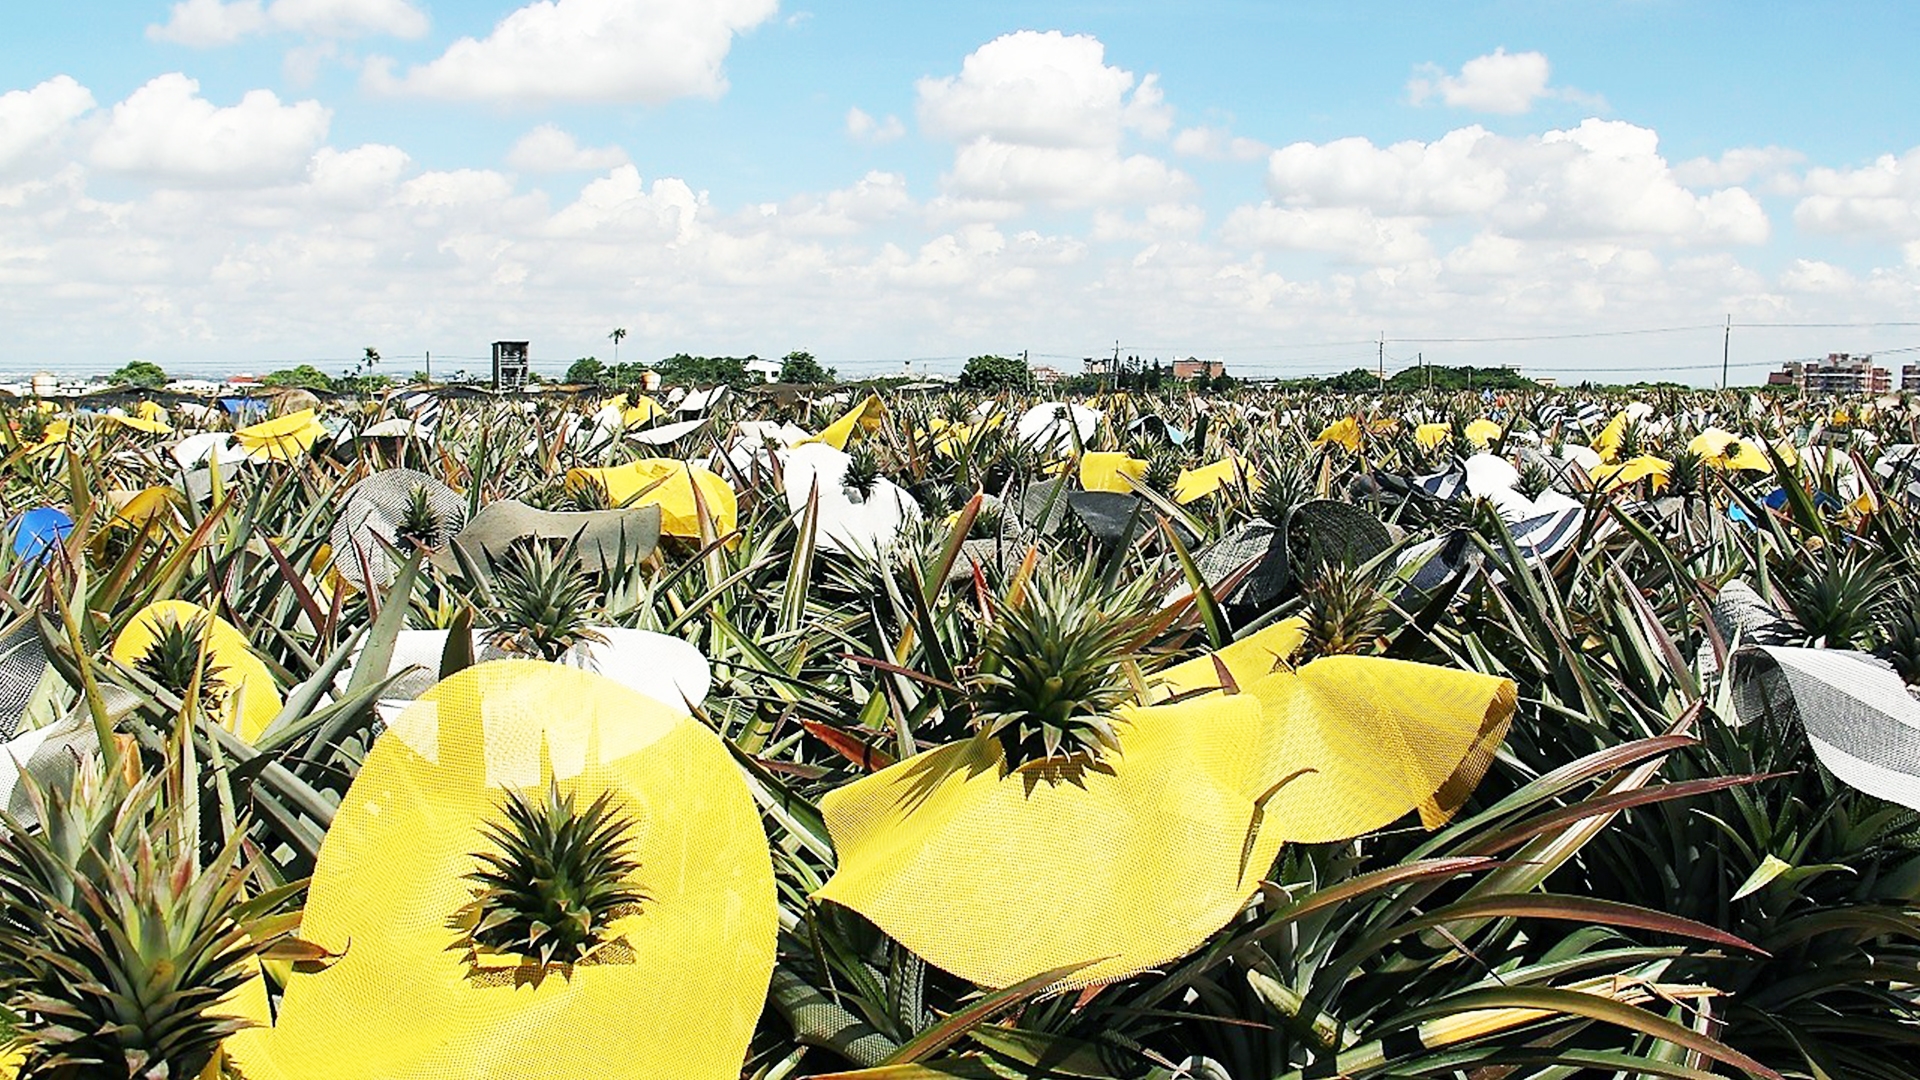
[
  {"left": 965, "top": 561, "right": 1162, "bottom": 766},
  {"left": 1254, "top": 459, "right": 1316, "bottom": 526},
  {"left": 1515, "top": 457, "right": 1555, "bottom": 500},
  {"left": 1298, "top": 559, "right": 1388, "bottom": 660},
  {"left": 464, "top": 780, "right": 645, "bottom": 968},
  {"left": 1141, "top": 445, "right": 1184, "bottom": 497},
  {"left": 0, "top": 756, "right": 292, "bottom": 1080},
  {"left": 395, "top": 483, "right": 454, "bottom": 552},
  {"left": 129, "top": 612, "right": 227, "bottom": 713},
  {"left": 841, "top": 443, "right": 882, "bottom": 503},
  {"left": 488, "top": 539, "right": 607, "bottom": 661},
  {"left": 1778, "top": 544, "right": 1893, "bottom": 648},
  {"left": 1664, "top": 447, "right": 1705, "bottom": 499}
]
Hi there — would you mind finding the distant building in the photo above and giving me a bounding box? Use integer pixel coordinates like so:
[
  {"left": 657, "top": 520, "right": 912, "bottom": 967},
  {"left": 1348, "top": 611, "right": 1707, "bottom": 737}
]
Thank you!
[
  {"left": 1770, "top": 353, "right": 1891, "bottom": 394},
  {"left": 1083, "top": 356, "right": 1114, "bottom": 376},
  {"left": 744, "top": 358, "right": 782, "bottom": 383},
  {"left": 1904, "top": 363, "right": 1920, "bottom": 392},
  {"left": 1172, "top": 357, "right": 1226, "bottom": 381},
  {"left": 492, "top": 341, "right": 531, "bottom": 391},
  {"left": 1030, "top": 365, "right": 1066, "bottom": 387}
]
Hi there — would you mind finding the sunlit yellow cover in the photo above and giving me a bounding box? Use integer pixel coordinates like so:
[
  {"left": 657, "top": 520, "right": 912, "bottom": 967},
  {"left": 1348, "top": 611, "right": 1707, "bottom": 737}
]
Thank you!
[
  {"left": 565, "top": 459, "right": 736, "bottom": 539},
  {"left": 225, "top": 662, "right": 777, "bottom": 1080},
  {"left": 1078, "top": 451, "right": 1148, "bottom": 494},
  {"left": 818, "top": 645, "right": 1515, "bottom": 989},
  {"left": 235, "top": 409, "right": 326, "bottom": 461}
]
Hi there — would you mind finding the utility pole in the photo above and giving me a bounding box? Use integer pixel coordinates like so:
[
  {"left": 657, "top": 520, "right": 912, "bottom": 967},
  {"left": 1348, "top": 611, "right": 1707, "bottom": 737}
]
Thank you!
[
  {"left": 1420, "top": 351, "right": 1427, "bottom": 392},
  {"left": 1377, "top": 331, "right": 1385, "bottom": 384},
  {"left": 1720, "top": 314, "right": 1731, "bottom": 390},
  {"left": 425, "top": 350, "right": 431, "bottom": 385}
]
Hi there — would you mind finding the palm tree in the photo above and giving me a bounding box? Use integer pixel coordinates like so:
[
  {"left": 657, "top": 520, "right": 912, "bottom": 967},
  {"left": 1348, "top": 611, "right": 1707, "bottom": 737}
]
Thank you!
[{"left": 609, "top": 328, "right": 627, "bottom": 368}]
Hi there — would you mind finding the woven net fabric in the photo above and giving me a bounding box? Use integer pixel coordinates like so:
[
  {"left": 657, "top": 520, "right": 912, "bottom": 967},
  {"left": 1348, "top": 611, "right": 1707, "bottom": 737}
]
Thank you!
[
  {"left": 1285, "top": 500, "right": 1392, "bottom": 576},
  {"left": 329, "top": 469, "right": 469, "bottom": 591},
  {"left": 0, "top": 619, "right": 47, "bottom": 741},
  {"left": 430, "top": 499, "right": 662, "bottom": 575},
  {"left": 817, "top": 641, "right": 1514, "bottom": 990},
  {"left": 225, "top": 661, "right": 777, "bottom": 1080},
  {"left": 1192, "top": 521, "right": 1290, "bottom": 608},
  {"left": 1705, "top": 582, "right": 1920, "bottom": 812}
]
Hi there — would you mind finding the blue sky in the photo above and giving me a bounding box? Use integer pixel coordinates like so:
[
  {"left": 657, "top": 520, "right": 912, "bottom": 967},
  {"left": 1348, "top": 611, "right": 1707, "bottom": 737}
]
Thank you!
[{"left": 4, "top": 1, "right": 1919, "bottom": 383}]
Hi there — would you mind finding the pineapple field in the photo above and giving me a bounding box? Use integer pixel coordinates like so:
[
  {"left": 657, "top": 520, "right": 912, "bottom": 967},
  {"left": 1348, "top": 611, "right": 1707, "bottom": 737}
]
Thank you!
[{"left": 2, "top": 382, "right": 1918, "bottom": 1080}]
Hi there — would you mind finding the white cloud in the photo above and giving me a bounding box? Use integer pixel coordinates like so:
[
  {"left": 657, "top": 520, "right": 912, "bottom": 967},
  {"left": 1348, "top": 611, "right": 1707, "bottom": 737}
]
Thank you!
[
  {"left": 149, "top": 0, "right": 428, "bottom": 46},
  {"left": 1090, "top": 202, "right": 1206, "bottom": 243},
  {"left": 307, "top": 143, "right": 409, "bottom": 206},
  {"left": 90, "top": 74, "right": 330, "bottom": 185},
  {"left": 918, "top": 31, "right": 1170, "bottom": 148},
  {"left": 1172, "top": 126, "right": 1267, "bottom": 162},
  {"left": 1794, "top": 148, "right": 1920, "bottom": 238},
  {"left": 1407, "top": 48, "right": 1594, "bottom": 115},
  {"left": 1673, "top": 146, "right": 1806, "bottom": 189},
  {"left": 946, "top": 140, "right": 1188, "bottom": 206},
  {"left": 1778, "top": 258, "right": 1857, "bottom": 293},
  {"left": 0, "top": 76, "right": 96, "bottom": 173},
  {"left": 367, "top": 0, "right": 778, "bottom": 105},
  {"left": 507, "top": 124, "right": 629, "bottom": 172},
  {"left": 757, "top": 171, "right": 911, "bottom": 236},
  {"left": 1223, "top": 205, "right": 1433, "bottom": 264},
  {"left": 1261, "top": 119, "right": 1769, "bottom": 245},
  {"left": 917, "top": 31, "right": 1187, "bottom": 207},
  {"left": 845, "top": 107, "right": 905, "bottom": 144}
]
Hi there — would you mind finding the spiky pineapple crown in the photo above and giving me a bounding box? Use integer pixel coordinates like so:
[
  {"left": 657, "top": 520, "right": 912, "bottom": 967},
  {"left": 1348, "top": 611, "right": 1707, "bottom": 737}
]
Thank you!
[
  {"left": 133, "top": 612, "right": 228, "bottom": 706},
  {"left": 1665, "top": 448, "right": 1705, "bottom": 498},
  {"left": 1254, "top": 461, "right": 1316, "bottom": 527},
  {"left": 1299, "top": 559, "right": 1387, "bottom": 661},
  {"left": 0, "top": 756, "right": 283, "bottom": 1079},
  {"left": 967, "top": 563, "right": 1160, "bottom": 767},
  {"left": 466, "top": 780, "right": 645, "bottom": 968},
  {"left": 1515, "top": 458, "right": 1556, "bottom": 500},
  {"left": 1142, "top": 446, "right": 1184, "bottom": 496},
  {"left": 489, "top": 539, "right": 606, "bottom": 662},
  {"left": 842, "top": 443, "right": 882, "bottom": 502},
  {"left": 397, "top": 484, "right": 450, "bottom": 550}
]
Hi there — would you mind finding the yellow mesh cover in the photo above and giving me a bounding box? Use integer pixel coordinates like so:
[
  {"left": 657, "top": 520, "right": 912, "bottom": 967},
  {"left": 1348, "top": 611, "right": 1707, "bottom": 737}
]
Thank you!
[
  {"left": 1464, "top": 419, "right": 1502, "bottom": 448},
  {"left": 1415, "top": 423, "right": 1450, "bottom": 450},
  {"left": 1314, "top": 417, "right": 1362, "bottom": 452},
  {"left": 234, "top": 409, "right": 326, "bottom": 461},
  {"left": 111, "top": 600, "right": 281, "bottom": 741},
  {"left": 817, "top": 651, "right": 1514, "bottom": 989},
  {"left": 1079, "top": 452, "right": 1148, "bottom": 494},
  {"left": 807, "top": 394, "right": 886, "bottom": 450},
  {"left": 1173, "top": 456, "right": 1258, "bottom": 504},
  {"left": 225, "top": 662, "right": 777, "bottom": 1080},
  {"left": 565, "top": 459, "right": 737, "bottom": 539},
  {"left": 1591, "top": 454, "right": 1673, "bottom": 492}
]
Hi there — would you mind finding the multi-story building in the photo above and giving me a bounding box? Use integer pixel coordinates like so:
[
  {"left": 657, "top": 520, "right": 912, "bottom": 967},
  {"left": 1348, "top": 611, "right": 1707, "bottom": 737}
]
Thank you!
[
  {"left": 1771, "top": 353, "right": 1891, "bottom": 394},
  {"left": 1903, "top": 363, "right": 1920, "bottom": 392},
  {"left": 1172, "top": 357, "right": 1227, "bottom": 381}
]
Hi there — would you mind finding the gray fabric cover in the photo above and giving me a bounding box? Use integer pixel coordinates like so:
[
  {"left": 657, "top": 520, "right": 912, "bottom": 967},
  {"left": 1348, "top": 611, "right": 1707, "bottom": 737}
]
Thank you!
[
  {"left": 329, "top": 469, "right": 469, "bottom": 589},
  {"left": 432, "top": 498, "right": 663, "bottom": 575},
  {"left": 1710, "top": 580, "right": 1920, "bottom": 812},
  {"left": 0, "top": 620, "right": 47, "bottom": 741}
]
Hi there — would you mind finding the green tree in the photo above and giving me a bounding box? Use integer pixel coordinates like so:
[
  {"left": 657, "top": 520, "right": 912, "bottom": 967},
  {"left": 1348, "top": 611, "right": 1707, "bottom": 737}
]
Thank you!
[
  {"left": 655, "top": 353, "right": 751, "bottom": 388},
  {"left": 262, "top": 364, "right": 336, "bottom": 391},
  {"left": 959, "top": 354, "right": 1033, "bottom": 392},
  {"left": 566, "top": 357, "right": 607, "bottom": 385},
  {"left": 780, "top": 350, "right": 835, "bottom": 385},
  {"left": 110, "top": 360, "right": 167, "bottom": 388}
]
